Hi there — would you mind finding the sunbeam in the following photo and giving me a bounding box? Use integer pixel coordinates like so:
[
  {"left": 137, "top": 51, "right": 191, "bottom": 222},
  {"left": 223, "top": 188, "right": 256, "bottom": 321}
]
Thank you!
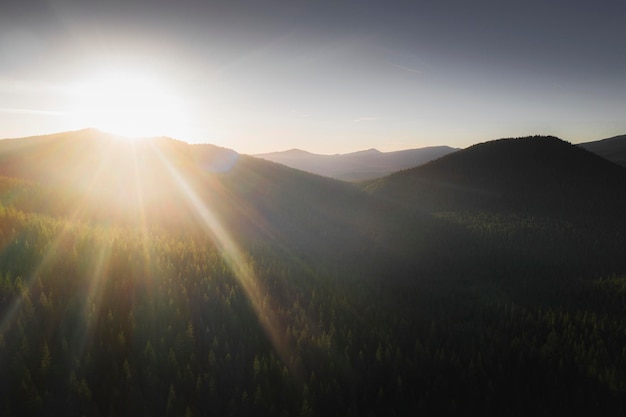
[
  {"left": 0, "top": 136, "right": 122, "bottom": 340},
  {"left": 77, "top": 241, "right": 112, "bottom": 356},
  {"left": 130, "top": 140, "right": 152, "bottom": 262},
  {"left": 150, "top": 144, "right": 296, "bottom": 372},
  {"left": 0, "top": 212, "right": 77, "bottom": 337}
]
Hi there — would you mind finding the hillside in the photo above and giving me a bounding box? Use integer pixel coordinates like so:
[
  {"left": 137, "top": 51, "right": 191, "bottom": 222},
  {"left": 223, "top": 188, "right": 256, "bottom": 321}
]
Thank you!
[
  {"left": 367, "top": 135, "right": 626, "bottom": 216},
  {"left": 0, "top": 129, "right": 391, "bottom": 269},
  {"left": 254, "top": 145, "right": 457, "bottom": 181},
  {"left": 2, "top": 131, "right": 626, "bottom": 415},
  {"left": 365, "top": 135, "right": 626, "bottom": 279},
  {"left": 578, "top": 134, "right": 626, "bottom": 167}
]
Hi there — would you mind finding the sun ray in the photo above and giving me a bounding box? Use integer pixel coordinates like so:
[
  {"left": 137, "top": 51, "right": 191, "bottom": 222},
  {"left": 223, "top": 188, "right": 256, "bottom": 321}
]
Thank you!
[
  {"left": 0, "top": 137, "right": 120, "bottom": 337},
  {"left": 77, "top": 241, "right": 112, "bottom": 356},
  {"left": 0, "top": 212, "right": 79, "bottom": 337},
  {"left": 150, "top": 144, "right": 296, "bottom": 372}
]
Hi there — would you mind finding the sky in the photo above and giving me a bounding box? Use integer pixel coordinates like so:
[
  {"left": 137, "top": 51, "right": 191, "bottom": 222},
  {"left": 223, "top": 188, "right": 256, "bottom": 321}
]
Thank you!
[{"left": 1, "top": 0, "right": 625, "bottom": 154}]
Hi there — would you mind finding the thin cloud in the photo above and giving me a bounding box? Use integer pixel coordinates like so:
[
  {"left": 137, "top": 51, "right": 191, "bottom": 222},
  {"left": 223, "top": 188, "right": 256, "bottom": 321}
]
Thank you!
[{"left": 390, "top": 64, "right": 422, "bottom": 75}]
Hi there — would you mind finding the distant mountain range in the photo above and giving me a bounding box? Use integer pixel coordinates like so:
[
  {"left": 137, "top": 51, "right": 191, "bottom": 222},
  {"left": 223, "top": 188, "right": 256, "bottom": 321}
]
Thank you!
[
  {"left": 253, "top": 135, "right": 626, "bottom": 182},
  {"left": 578, "top": 134, "right": 626, "bottom": 167},
  {"left": 3, "top": 129, "right": 624, "bottom": 278},
  {"left": 253, "top": 146, "right": 458, "bottom": 181}
]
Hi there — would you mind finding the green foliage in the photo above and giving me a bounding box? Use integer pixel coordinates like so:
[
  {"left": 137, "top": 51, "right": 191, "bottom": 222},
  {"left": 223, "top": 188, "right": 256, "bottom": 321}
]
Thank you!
[
  {"left": 0, "top": 182, "right": 625, "bottom": 416},
  {"left": 1, "top": 133, "right": 626, "bottom": 415}
]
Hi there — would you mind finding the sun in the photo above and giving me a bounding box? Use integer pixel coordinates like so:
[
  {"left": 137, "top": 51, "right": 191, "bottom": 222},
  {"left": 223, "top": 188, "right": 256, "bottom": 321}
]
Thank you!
[{"left": 68, "top": 69, "right": 189, "bottom": 139}]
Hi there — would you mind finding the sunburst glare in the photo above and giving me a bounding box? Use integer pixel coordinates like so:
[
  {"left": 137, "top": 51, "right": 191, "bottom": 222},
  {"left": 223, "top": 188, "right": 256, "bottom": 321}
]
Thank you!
[{"left": 67, "top": 69, "right": 190, "bottom": 139}]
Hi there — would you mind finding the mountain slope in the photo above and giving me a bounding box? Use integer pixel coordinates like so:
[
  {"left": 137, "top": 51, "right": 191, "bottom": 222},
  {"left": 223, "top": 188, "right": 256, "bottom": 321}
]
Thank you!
[
  {"left": 0, "top": 129, "right": 392, "bottom": 270},
  {"left": 366, "top": 135, "right": 626, "bottom": 217},
  {"left": 578, "top": 134, "right": 626, "bottom": 167},
  {"left": 365, "top": 135, "right": 626, "bottom": 279},
  {"left": 254, "top": 145, "right": 457, "bottom": 181}
]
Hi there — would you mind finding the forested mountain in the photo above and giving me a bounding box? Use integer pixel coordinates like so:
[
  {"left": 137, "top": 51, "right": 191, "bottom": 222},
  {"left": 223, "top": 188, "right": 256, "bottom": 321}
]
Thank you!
[
  {"left": 365, "top": 135, "right": 626, "bottom": 277},
  {"left": 254, "top": 146, "right": 457, "bottom": 181},
  {"left": 1, "top": 131, "right": 626, "bottom": 416},
  {"left": 578, "top": 134, "right": 626, "bottom": 167},
  {"left": 367, "top": 135, "right": 626, "bottom": 215}
]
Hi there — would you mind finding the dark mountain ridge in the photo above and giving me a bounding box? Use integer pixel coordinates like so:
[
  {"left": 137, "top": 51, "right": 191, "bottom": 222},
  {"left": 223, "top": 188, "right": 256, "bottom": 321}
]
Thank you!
[
  {"left": 367, "top": 135, "right": 626, "bottom": 217},
  {"left": 364, "top": 135, "right": 626, "bottom": 280},
  {"left": 578, "top": 134, "right": 626, "bottom": 168}
]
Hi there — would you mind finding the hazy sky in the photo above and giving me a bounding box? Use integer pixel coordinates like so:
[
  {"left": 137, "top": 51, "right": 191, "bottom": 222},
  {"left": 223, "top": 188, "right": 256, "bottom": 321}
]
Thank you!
[{"left": 1, "top": 0, "right": 625, "bottom": 154}]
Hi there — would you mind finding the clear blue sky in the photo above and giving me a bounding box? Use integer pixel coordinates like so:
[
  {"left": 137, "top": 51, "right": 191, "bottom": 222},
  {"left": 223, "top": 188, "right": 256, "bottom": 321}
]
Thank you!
[{"left": 1, "top": 0, "right": 625, "bottom": 154}]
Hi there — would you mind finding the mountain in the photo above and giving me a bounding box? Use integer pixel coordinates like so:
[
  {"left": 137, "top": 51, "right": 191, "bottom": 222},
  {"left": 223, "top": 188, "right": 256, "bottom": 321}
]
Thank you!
[
  {"left": 0, "top": 129, "right": 390, "bottom": 268},
  {"left": 366, "top": 135, "right": 626, "bottom": 216},
  {"left": 365, "top": 135, "right": 626, "bottom": 279},
  {"left": 2, "top": 131, "right": 626, "bottom": 416},
  {"left": 0, "top": 129, "right": 239, "bottom": 192},
  {"left": 578, "top": 134, "right": 626, "bottom": 167},
  {"left": 0, "top": 130, "right": 239, "bottom": 226},
  {"left": 254, "top": 145, "right": 457, "bottom": 181},
  {"left": 2, "top": 130, "right": 625, "bottom": 279}
]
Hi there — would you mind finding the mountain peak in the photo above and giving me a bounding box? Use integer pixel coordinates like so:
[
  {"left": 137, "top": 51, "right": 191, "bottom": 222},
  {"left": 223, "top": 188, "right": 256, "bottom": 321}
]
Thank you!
[
  {"left": 346, "top": 148, "right": 381, "bottom": 156},
  {"left": 254, "top": 149, "right": 315, "bottom": 158}
]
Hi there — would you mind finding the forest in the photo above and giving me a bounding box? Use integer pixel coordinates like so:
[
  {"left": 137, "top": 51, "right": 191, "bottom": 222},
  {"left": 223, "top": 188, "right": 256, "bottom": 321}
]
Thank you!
[{"left": 1, "top": 131, "right": 626, "bottom": 416}]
